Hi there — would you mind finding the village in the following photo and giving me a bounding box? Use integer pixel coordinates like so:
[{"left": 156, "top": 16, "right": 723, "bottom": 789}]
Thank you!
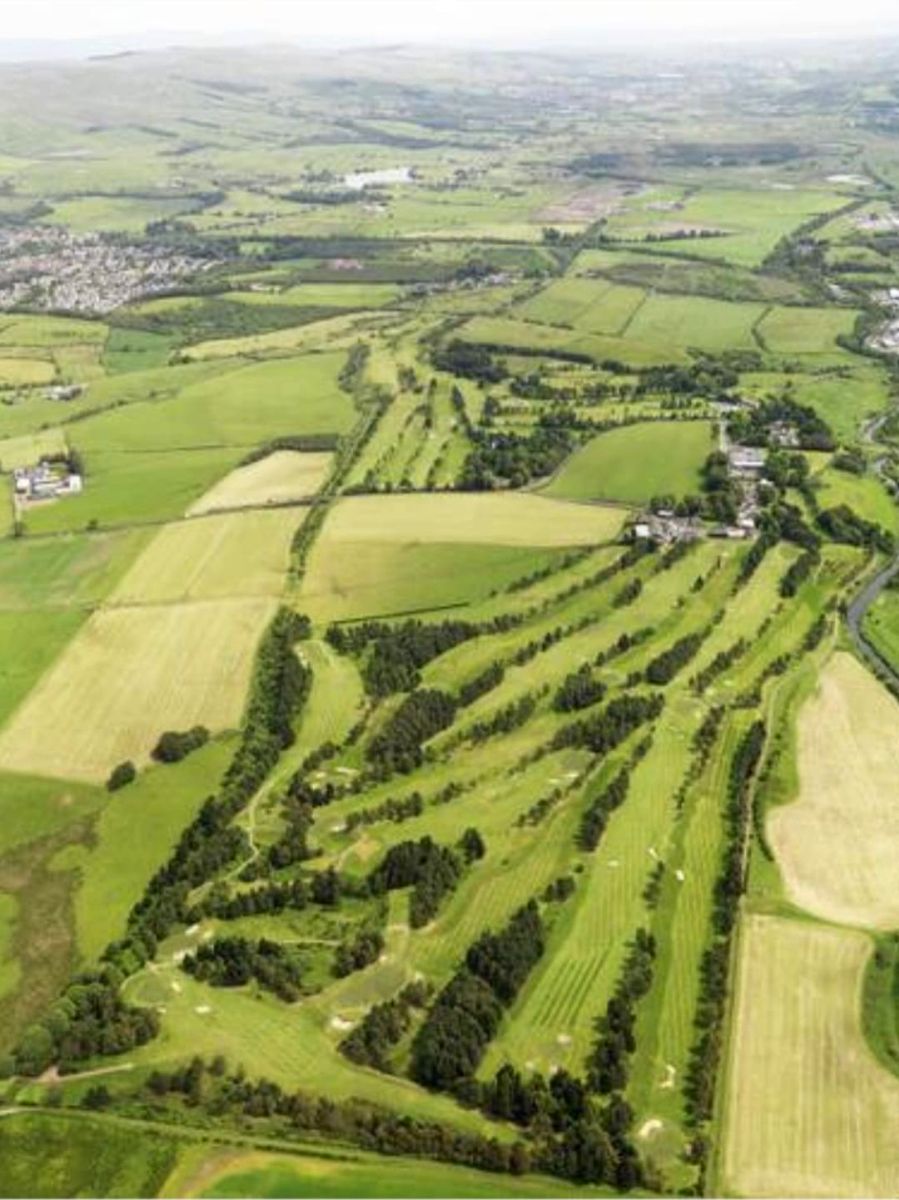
[
  {"left": 0, "top": 226, "right": 212, "bottom": 315},
  {"left": 632, "top": 420, "right": 778, "bottom": 545}
]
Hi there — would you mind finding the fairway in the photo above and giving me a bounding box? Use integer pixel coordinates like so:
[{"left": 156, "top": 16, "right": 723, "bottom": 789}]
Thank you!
[
  {"left": 722, "top": 914, "right": 899, "bottom": 1198},
  {"left": 0, "top": 598, "right": 275, "bottom": 781},
  {"left": 317, "top": 492, "right": 626, "bottom": 548},
  {"left": 187, "top": 450, "right": 333, "bottom": 514},
  {"left": 545, "top": 420, "right": 714, "bottom": 503},
  {"left": 768, "top": 652, "right": 899, "bottom": 929}
]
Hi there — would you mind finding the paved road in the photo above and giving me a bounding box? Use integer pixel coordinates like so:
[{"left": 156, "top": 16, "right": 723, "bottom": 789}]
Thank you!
[{"left": 845, "top": 406, "right": 899, "bottom": 687}]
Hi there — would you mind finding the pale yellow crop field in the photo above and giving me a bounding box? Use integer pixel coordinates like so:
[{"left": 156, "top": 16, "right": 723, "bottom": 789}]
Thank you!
[
  {"left": 182, "top": 311, "right": 385, "bottom": 361},
  {"left": 0, "top": 598, "right": 275, "bottom": 781},
  {"left": 721, "top": 914, "right": 899, "bottom": 1198},
  {"left": 0, "top": 356, "right": 55, "bottom": 385},
  {"left": 0, "top": 427, "right": 67, "bottom": 469},
  {"left": 768, "top": 652, "right": 899, "bottom": 929},
  {"left": 187, "top": 450, "right": 332, "bottom": 515},
  {"left": 320, "top": 493, "right": 627, "bottom": 548},
  {"left": 109, "top": 509, "right": 301, "bottom": 605}
]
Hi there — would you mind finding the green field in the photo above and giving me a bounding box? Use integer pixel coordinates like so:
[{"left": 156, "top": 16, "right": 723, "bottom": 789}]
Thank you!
[{"left": 545, "top": 420, "right": 714, "bottom": 503}]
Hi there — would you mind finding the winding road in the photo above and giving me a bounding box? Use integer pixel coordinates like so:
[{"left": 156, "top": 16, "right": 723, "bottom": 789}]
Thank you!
[{"left": 845, "top": 407, "right": 899, "bottom": 688}]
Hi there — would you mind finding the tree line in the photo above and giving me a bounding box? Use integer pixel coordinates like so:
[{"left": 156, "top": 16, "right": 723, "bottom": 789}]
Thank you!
[
  {"left": 410, "top": 901, "right": 545, "bottom": 1092},
  {"left": 366, "top": 688, "right": 458, "bottom": 774},
  {"left": 552, "top": 693, "right": 664, "bottom": 755}
]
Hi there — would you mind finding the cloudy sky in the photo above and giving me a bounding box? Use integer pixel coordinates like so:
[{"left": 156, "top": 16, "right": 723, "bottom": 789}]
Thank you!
[{"left": 1, "top": 0, "right": 898, "bottom": 54}]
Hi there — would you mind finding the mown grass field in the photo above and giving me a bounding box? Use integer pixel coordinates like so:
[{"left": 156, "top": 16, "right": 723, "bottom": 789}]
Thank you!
[
  {"left": 163, "top": 1143, "right": 610, "bottom": 1199},
  {"left": 545, "top": 420, "right": 714, "bottom": 504}
]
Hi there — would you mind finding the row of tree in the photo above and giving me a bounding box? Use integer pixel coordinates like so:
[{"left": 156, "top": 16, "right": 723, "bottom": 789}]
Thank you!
[
  {"left": 686, "top": 720, "right": 766, "bottom": 1132},
  {"left": 410, "top": 901, "right": 545, "bottom": 1091},
  {"left": 552, "top": 693, "right": 664, "bottom": 755},
  {"left": 366, "top": 688, "right": 458, "bottom": 774}
]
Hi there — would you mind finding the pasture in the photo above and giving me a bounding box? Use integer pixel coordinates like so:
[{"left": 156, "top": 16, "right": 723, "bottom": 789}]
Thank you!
[
  {"left": 721, "top": 914, "right": 899, "bottom": 1198},
  {"left": 516, "top": 278, "right": 645, "bottom": 334},
  {"left": 756, "top": 304, "right": 858, "bottom": 355},
  {"left": 0, "top": 1112, "right": 179, "bottom": 1199},
  {"left": 163, "top": 1144, "right": 606, "bottom": 1199},
  {"left": 544, "top": 420, "right": 714, "bottom": 504},
  {"left": 768, "top": 651, "right": 899, "bottom": 929},
  {"left": 62, "top": 739, "right": 233, "bottom": 960},
  {"left": 301, "top": 539, "right": 564, "bottom": 622}
]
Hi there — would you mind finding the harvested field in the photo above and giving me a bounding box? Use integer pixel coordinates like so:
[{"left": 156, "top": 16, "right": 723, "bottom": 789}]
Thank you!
[
  {"left": 186, "top": 450, "right": 333, "bottom": 514},
  {"left": 0, "top": 598, "right": 275, "bottom": 781},
  {"left": 722, "top": 914, "right": 899, "bottom": 1198},
  {"left": 317, "top": 493, "right": 626, "bottom": 548},
  {"left": 109, "top": 509, "right": 301, "bottom": 604},
  {"left": 768, "top": 652, "right": 899, "bottom": 929}
]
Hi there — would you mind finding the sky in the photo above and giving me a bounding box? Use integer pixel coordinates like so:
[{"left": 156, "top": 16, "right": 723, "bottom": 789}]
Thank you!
[{"left": 1, "top": 0, "right": 899, "bottom": 56}]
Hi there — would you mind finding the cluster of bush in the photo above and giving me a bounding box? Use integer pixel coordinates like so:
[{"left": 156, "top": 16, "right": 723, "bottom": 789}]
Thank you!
[
  {"left": 195, "top": 878, "right": 308, "bottom": 921},
  {"left": 553, "top": 665, "right": 606, "bottom": 713},
  {"left": 578, "top": 769, "right": 630, "bottom": 852},
  {"left": 466, "top": 695, "right": 536, "bottom": 743},
  {"left": 817, "top": 503, "right": 894, "bottom": 554},
  {"left": 340, "top": 980, "right": 432, "bottom": 1070},
  {"left": 151, "top": 725, "right": 209, "bottom": 764},
  {"left": 137, "top": 1055, "right": 534, "bottom": 1177},
  {"left": 691, "top": 638, "right": 747, "bottom": 693},
  {"left": 333, "top": 929, "right": 385, "bottom": 978},
  {"left": 368, "top": 831, "right": 483, "bottom": 928},
  {"left": 457, "top": 662, "right": 504, "bottom": 707},
  {"left": 8, "top": 968, "right": 159, "bottom": 1076},
  {"left": 459, "top": 423, "right": 576, "bottom": 491},
  {"left": 182, "top": 936, "right": 304, "bottom": 1002},
  {"left": 328, "top": 618, "right": 481, "bottom": 696},
  {"left": 779, "top": 548, "right": 820, "bottom": 597}
]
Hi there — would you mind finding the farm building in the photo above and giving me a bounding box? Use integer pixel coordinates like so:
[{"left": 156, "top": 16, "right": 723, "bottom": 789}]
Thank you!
[
  {"left": 13, "top": 461, "right": 82, "bottom": 502},
  {"left": 728, "top": 445, "right": 766, "bottom": 475}
]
